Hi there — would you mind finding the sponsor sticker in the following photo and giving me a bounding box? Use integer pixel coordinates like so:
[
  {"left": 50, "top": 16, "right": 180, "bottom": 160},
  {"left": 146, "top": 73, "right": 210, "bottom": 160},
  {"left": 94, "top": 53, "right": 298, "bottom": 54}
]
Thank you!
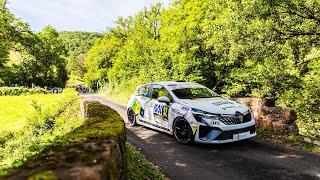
[
  {"left": 171, "top": 104, "right": 190, "bottom": 115},
  {"left": 132, "top": 99, "right": 141, "bottom": 114},
  {"left": 168, "top": 84, "right": 205, "bottom": 90},
  {"left": 211, "top": 101, "right": 234, "bottom": 106},
  {"left": 154, "top": 103, "right": 169, "bottom": 121},
  {"left": 181, "top": 106, "right": 190, "bottom": 112},
  {"left": 140, "top": 108, "right": 144, "bottom": 117}
]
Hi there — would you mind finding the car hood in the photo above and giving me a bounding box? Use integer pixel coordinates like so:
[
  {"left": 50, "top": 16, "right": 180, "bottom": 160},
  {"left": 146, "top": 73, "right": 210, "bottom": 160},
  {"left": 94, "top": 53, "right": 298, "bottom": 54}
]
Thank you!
[{"left": 180, "top": 97, "right": 249, "bottom": 115}]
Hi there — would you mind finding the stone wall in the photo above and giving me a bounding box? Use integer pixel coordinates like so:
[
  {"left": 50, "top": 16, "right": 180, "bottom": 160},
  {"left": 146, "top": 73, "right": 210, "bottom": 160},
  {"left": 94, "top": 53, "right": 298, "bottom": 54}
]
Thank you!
[
  {"left": 233, "top": 98, "right": 298, "bottom": 133},
  {"left": 4, "top": 101, "right": 127, "bottom": 180}
]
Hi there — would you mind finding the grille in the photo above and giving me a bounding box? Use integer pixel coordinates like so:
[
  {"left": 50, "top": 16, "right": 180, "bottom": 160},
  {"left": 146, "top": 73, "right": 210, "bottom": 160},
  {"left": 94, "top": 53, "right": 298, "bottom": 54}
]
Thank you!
[
  {"left": 215, "top": 125, "right": 256, "bottom": 140},
  {"left": 220, "top": 113, "right": 252, "bottom": 125}
]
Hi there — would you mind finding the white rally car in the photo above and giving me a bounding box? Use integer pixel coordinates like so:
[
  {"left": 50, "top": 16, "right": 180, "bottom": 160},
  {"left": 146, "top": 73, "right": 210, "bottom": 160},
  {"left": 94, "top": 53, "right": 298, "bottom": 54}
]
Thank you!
[{"left": 127, "top": 81, "right": 256, "bottom": 144}]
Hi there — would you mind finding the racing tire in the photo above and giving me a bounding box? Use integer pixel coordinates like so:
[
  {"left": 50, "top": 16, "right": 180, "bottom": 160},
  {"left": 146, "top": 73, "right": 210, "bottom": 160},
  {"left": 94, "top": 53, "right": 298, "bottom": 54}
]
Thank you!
[
  {"left": 173, "top": 118, "right": 194, "bottom": 144},
  {"left": 127, "top": 108, "right": 137, "bottom": 126}
]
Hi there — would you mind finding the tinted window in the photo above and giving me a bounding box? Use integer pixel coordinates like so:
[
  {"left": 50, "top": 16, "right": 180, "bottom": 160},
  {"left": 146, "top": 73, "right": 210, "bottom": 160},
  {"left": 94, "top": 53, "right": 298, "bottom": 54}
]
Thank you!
[
  {"left": 151, "top": 85, "right": 172, "bottom": 100},
  {"left": 136, "top": 85, "right": 149, "bottom": 97},
  {"left": 172, "top": 87, "right": 219, "bottom": 99}
]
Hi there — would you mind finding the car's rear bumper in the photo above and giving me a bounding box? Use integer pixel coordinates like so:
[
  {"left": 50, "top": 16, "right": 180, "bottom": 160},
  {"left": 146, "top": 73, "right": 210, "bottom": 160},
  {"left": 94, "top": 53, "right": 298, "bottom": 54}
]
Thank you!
[{"left": 194, "top": 121, "right": 257, "bottom": 144}]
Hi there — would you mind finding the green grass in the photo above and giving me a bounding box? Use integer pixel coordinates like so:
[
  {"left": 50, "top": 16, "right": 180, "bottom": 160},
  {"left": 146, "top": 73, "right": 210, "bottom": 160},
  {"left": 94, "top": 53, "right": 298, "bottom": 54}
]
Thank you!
[
  {"left": 0, "top": 89, "right": 84, "bottom": 174},
  {"left": 256, "top": 128, "right": 320, "bottom": 153},
  {"left": 126, "top": 143, "right": 166, "bottom": 180},
  {"left": 0, "top": 93, "right": 67, "bottom": 134}
]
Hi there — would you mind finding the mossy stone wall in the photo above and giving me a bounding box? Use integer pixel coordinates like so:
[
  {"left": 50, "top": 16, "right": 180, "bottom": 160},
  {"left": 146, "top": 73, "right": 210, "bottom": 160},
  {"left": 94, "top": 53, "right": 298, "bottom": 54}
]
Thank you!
[{"left": 3, "top": 101, "right": 127, "bottom": 180}]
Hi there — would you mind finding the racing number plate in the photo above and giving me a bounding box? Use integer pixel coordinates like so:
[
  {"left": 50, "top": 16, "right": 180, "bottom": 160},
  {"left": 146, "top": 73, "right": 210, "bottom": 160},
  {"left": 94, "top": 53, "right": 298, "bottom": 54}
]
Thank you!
[{"left": 233, "top": 131, "right": 250, "bottom": 140}]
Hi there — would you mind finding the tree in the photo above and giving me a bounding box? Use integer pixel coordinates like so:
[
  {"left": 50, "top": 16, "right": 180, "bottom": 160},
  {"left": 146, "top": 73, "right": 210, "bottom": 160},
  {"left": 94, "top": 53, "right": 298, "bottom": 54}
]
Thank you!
[
  {"left": 0, "top": 0, "right": 32, "bottom": 84},
  {"left": 58, "top": 31, "right": 102, "bottom": 80},
  {"left": 31, "top": 26, "right": 68, "bottom": 87},
  {"left": 84, "top": 34, "right": 122, "bottom": 90},
  {"left": 7, "top": 26, "right": 68, "bottom": 87},
  {"left": 83, "top": 0, "right": 320, "bottom": 137}
]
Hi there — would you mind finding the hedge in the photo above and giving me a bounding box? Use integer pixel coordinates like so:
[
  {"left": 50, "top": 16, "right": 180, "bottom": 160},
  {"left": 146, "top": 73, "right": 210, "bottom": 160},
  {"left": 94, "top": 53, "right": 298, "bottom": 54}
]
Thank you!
[{"left": 0, "top": 87, "right": 48, "bottom": 96}]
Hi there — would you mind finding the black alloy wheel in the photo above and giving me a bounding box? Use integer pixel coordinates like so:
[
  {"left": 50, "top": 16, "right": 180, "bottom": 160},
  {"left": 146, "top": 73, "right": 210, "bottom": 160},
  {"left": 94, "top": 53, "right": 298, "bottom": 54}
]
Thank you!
[
  {"left": 173, "top": 118, "right": 193, "bottom": 144},
  {"left": 127, "top": 108, "right": 137, "bottom": 126}
]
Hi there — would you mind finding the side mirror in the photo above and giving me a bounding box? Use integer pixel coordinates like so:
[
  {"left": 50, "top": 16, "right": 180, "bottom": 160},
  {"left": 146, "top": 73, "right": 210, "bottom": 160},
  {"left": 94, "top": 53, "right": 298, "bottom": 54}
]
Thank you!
[{"left": 157, "top": 96, "right": 171, "bottom": 105}]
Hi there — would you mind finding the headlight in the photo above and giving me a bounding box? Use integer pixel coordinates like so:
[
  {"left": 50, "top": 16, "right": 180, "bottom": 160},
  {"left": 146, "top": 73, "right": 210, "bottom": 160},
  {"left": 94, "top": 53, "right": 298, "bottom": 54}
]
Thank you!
[{"left": 191, "top": 108, "right": 220, "bottom": 125}]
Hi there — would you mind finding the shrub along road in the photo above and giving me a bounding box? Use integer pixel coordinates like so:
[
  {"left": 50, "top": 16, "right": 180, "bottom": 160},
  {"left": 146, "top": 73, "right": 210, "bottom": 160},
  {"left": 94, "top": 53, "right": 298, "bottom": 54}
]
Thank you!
[{"left": 83, "top": 95, "right": 320, "bottom": 180}]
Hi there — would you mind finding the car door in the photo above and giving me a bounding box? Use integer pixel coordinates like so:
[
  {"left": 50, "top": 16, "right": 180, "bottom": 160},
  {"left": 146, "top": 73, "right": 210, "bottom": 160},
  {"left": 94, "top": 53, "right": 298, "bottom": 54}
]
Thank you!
[
  {"left": 147, "top": 85, "right": 172, "bottom": 130},
  {"left": 132, "top": 85, "right": 151, "bottom": 123}
]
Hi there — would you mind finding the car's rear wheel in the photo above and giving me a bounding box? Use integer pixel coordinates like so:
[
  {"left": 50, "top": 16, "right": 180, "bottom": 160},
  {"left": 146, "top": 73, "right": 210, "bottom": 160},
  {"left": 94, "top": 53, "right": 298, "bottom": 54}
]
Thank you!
[
  {"left": 173, "top": 118, "right": 193, "bottom": 144},
  {"left": 127, "top": 108, "right": 137, "bottom": 126}
]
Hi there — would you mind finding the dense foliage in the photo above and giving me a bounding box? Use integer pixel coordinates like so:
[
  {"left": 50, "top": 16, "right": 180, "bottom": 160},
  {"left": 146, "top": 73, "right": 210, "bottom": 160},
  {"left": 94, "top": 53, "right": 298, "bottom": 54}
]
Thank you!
[
  {"left": 0, "top": 87, "right": 47, "bottom": 96},
  {"left": 84, "top": 0, "right": 320, "bottom": 138},
  {"left": 58, "top": 32, "right": 102, "bottom": 86},
  {"left": 1, "top": 1, "right": 67, "bottom": 87},
  {"left": 0, "top": 89, "right": 83, "bottom": 173}
]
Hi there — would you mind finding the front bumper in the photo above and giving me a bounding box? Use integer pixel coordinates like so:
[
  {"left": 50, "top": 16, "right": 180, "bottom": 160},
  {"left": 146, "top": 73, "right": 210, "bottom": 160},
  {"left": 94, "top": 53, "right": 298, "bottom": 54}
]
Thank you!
[{"left": 194, "top": 121, "right": 256, "bottom": 144}]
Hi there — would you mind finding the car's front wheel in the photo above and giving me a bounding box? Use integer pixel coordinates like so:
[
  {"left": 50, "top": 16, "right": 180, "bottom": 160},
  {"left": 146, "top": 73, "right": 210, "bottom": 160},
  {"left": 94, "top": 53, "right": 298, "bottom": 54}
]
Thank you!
[
  {"left": 173, "top": 118, "right": 193, "bottom": 144},
  {"left": 127, "top": 108, "right": 137, "bottom": 126}
]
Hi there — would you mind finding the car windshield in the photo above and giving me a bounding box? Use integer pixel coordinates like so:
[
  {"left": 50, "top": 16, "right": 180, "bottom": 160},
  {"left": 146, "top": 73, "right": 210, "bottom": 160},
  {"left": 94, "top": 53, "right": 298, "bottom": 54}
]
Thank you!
[{"left": 171, "top": 87, "right": 219, "bottom": 99}]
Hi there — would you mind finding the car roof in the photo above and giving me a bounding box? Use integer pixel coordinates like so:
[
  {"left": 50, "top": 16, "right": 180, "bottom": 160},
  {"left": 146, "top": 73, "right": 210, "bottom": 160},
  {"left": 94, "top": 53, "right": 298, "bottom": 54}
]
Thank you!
[{"left": 140, "top": 81, "right": 201, "bottom": 87}]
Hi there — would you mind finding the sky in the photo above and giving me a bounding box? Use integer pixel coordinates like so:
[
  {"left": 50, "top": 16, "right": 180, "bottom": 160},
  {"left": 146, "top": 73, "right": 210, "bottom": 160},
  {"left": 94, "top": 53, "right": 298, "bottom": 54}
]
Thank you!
[{"left": 7, "top": 0, "right": 169, "bottom": 32}]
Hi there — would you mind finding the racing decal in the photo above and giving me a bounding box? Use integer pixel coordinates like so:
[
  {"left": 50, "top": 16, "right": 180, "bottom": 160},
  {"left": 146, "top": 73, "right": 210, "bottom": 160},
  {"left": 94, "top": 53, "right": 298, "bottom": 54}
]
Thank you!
[
  {"left": 153, "top": 103, "right": 169, "bottom": 121},
  {"left": 211, "top": 101, "right": 234, "bottom": 106},
  {"left": 167, "top": 84, "right": 205, "bottom": 90},
  {"left": 205, "top": 130, "right": 222, "bottom": 141},
  {"left": 191, "top": 124, "right": 199, "bottom": 135},
  {"left": 171, "top": 104, "right": 190, "bottom": 115},
  {"left": 140, "top": 108, "right": 145, "bottom": 117},
  {"left": 139, "top": 119, "right": 171, "bottom": 132},
  {"left": 132, "top": 99, "right": 141, "bottom": 115},
  {"left": 212, "top": 100, "right": 242, "bottom": 110},
  {"left": 181, "top": 106, "right": 190, "bottom": 112},
  {"left": 221, "top": 106, "right": 240, "bottom": 110}
]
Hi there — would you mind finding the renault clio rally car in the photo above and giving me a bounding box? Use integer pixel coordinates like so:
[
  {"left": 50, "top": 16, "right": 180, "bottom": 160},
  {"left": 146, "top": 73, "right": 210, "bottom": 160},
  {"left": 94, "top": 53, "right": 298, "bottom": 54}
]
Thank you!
[{"left": 127, "top": 81, "right": 256, "bottom": 144}]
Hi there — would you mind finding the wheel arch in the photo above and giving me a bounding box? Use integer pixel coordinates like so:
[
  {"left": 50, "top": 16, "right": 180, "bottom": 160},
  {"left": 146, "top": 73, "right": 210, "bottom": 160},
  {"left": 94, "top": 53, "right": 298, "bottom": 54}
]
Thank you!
[
  {"left": 172, "top": 116, "right": 194, "bottom": 144},
  {"left": 172, "top": 116, "right": 185, "bottom": 130}
]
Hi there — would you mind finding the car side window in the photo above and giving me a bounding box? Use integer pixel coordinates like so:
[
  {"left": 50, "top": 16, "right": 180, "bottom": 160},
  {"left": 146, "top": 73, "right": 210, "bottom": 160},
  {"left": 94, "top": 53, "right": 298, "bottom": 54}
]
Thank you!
[
  {"left": 136, "top": 85, "right": 149, "bottom": 97},
  {"left": 151, "top": 85, "right": 172, "bottom": 101}
]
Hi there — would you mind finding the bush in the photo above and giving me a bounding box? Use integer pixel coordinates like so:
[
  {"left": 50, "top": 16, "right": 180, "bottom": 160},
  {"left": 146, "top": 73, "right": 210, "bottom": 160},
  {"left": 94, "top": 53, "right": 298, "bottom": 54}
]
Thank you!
[
  {"left": 277, "top": 57, "right": 320, "bottom": 139},
  {"left": 0, "top": 87, "right": 48, "bottom": 96}
]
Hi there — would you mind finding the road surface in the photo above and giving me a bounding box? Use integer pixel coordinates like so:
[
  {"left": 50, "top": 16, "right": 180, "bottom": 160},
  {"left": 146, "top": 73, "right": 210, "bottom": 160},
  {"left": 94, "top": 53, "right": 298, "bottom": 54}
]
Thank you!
[{"left": 84, "top": 95, "right": 320, "bottom": 180}]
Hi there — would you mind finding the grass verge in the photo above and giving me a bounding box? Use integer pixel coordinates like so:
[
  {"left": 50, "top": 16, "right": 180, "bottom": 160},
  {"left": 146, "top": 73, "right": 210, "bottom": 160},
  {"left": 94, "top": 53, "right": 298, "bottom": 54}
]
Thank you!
[
  {"left": 0, "top": 89, "right": 83, "bottom": 175},
  {"left": 256, "top": 128, "right": 320, "bottom": 153},
  {"left": 126, "top": 143, "right": 166, "bottom": 180}
]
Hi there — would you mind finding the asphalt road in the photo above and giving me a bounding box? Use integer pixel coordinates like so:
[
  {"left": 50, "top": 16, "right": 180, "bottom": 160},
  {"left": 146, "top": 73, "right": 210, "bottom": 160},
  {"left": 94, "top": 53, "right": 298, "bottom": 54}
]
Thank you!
[{"left": 84, "top": 95, "right": 320, "bottom": 180}]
